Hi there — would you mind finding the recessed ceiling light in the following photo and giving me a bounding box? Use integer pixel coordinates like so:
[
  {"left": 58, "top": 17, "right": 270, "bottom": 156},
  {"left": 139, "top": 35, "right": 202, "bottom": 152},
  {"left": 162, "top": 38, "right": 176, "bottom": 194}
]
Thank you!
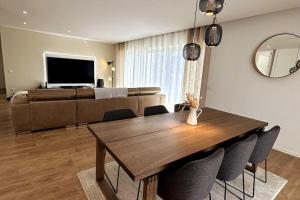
[
  {"left": 267, "top": 45, "right": 271, "bottom": 48},
  {"left": 23, "top": 22, "right": 27, "bottom": 25},
  {"left": 68, "top": 30, "right": 71, "bottom": 33},
  {"left": 22, "top": 10, "right": 28, "bottom": 15}
]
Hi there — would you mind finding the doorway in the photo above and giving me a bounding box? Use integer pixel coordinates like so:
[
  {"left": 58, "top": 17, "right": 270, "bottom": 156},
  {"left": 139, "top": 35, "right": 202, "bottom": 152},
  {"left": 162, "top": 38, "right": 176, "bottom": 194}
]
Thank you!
[{"left": 0, "top": 34, "right": 6, "bottom": 98}]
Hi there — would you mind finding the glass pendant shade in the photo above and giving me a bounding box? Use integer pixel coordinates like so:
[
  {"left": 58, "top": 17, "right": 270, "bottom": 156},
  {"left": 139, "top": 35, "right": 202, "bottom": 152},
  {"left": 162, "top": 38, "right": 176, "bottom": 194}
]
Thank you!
[
  {"left": 205, "top": 23, "right": 223, "bottom": 47},
  {"left": 183, "top": 43, "right": 201, "bottom": 61},
  {"left": 199, "top": 0, "right": 224, "bottom": 16}
]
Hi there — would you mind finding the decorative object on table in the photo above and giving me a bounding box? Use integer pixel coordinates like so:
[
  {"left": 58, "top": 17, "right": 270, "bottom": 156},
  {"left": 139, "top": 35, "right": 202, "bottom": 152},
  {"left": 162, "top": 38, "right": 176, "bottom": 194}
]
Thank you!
[
  {"left": 183, "top": 0, "right": 201, "bottom": 61},
  {"left": 107, "top": 60, "right": 115, "bottom": 87},
  {"left": 184, "top": 0, "right": 225, "bottom": 60},
  {"left": 205, "top": 16, "right": 223, "bottom": 47},
  {"left": 96, "top": 79, "right": 104, "bottom": 88},
  {"left": 254, "top": 33, "right": 300, "bottom": 78},
  {"left": 185, "top": 93, "right": 202, "bottom": 125},
  {"left": 199, "top": 0, "right": 224, "bottom": 16},
  {"left": 39, "top": 82, "right": 47, "bottom": 89}
]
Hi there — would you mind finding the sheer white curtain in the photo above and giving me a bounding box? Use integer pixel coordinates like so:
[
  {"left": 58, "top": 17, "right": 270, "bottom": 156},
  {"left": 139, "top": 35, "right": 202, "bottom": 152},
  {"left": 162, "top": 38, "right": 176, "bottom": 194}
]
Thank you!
[
  {"left": 123, "top": 31, "right": 187, "bottom": 110},
  {"left": 181, "top": 28, "right": 207, "bottom": 102}
]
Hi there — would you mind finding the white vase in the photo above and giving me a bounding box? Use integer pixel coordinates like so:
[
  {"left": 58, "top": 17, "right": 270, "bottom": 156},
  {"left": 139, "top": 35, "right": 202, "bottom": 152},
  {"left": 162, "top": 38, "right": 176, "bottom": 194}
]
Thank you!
[{"left": 186, "top": 108, "right": 203, "bottom": 126}]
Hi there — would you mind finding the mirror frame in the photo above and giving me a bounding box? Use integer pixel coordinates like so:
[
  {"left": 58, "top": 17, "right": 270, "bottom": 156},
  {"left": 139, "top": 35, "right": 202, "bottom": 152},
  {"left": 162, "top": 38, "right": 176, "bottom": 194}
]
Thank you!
[{"left": 253, "top": 33, "right": 300, "bottom": 78}]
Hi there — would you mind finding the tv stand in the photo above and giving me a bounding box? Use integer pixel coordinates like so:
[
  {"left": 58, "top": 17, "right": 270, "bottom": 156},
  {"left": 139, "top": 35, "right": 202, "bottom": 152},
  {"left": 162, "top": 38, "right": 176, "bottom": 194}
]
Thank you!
[{"left": 60, "top": 86, "right": 86, "bottom": 89}]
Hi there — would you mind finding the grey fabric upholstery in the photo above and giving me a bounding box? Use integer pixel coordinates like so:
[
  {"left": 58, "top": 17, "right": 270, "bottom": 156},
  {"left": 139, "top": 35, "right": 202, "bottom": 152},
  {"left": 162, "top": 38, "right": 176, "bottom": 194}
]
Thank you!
[
  {"left": 174, "top": 103, "right": 190, "bottom": 112},
  {"left": 103, "top": 109, "right": 137, "bottom": 122},
  {"left": 144, "top": 105, "right": 169, "bottom": 116},
  {"left": 217, "top": 134, "right": 257, "bottom": 181},
  {"left": 158, "top": 148, "right": 225, "bottom": 200},
  {"left": 249, "top": 126, "right": 280, "bottom": 164}
]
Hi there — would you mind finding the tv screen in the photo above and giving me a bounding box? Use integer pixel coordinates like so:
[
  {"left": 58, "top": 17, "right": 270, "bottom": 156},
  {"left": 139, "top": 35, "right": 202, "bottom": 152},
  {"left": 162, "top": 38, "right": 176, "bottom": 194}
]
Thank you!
[{"left": 46, "top": 56, "right": 95, "bottom": 84}]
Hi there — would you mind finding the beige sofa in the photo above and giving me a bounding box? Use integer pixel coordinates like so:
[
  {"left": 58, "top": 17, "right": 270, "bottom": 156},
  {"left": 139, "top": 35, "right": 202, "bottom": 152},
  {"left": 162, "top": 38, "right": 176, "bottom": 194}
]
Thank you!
[{"left": 11, "top": 87, "right": 166, "bottom": 134}]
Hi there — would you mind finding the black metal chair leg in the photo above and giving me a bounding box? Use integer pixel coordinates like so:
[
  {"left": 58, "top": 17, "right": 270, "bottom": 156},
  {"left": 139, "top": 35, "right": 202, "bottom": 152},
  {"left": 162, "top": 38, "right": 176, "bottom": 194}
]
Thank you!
[
  {"left": 209, "top": 192, "right": 212, "bottom": 200},
  {"left": 136, "top": 180, "right": 142, "bottom": 200},
  {"left": 242, "top": 172, "right": 245, "bottom": 200},
  {"left": 264, "top": 159, "right": 268, "bottom": 183},
  {"left": 251, "top": 171, "right": 256, "bottom": 198},
  {"left": 216, "top": 180, "right": 242, "bottom": 200},
  {"left": 104, "top": 164, "right": 121, "bottom": 193},
  {"left": 224, "top": 181, "right": 227, "bottom": 200},
  {"left": 116, "top": 165, "right": 121, "bottom": 192}
]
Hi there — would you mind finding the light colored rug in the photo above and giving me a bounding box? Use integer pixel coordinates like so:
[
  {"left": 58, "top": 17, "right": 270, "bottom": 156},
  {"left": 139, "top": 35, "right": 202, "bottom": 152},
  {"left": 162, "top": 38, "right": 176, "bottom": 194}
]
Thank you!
[{"left": 78, "top": 162, "right": 287, "bottom": 200}]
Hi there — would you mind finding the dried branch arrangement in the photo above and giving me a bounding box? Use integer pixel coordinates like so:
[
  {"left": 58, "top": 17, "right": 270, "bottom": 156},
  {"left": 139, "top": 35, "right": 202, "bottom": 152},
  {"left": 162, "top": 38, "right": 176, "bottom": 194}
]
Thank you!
[{"left": 184, "top": 93, "right": 199, "bottom": 109}]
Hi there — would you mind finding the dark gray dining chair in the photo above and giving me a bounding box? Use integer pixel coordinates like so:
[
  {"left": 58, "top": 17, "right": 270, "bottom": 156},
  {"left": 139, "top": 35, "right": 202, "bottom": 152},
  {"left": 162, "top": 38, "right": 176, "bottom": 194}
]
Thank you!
[
  {"left": 245, "top": 126, "right": 280, "bottom": 197},
  {"left": 144, "top": 105, "right": 169, "bottom": 116},
  {"left": 103, "top": 108, "right": 137, "bottom": 122},
  {"left": 217, "top": 134, "right": 257, "bottom": 200},
  {"left": 102, "top": 108, "right": 137, "bottom": 193},
  {"left": 174, "top": 103, "right": 190, "bottom": 112},
  {"left": 155, "top": 148, "right": 225, "bottom": 200}
]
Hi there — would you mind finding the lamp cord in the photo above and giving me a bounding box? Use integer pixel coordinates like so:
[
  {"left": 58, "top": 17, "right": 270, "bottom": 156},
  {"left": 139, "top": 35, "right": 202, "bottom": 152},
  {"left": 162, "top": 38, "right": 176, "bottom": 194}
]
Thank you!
[
  {"left": 192, "top": 0, "right": 200, "bottom": 43},
  {"left": 296, "top": 45, "right": 300, "bottom": 63}
]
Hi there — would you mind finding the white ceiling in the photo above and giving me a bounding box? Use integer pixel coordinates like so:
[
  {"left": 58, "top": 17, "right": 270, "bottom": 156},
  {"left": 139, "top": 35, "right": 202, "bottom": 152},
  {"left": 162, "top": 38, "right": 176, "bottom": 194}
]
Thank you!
[{"left": 0, "top": 0, "right": 299, "bottom": 44}]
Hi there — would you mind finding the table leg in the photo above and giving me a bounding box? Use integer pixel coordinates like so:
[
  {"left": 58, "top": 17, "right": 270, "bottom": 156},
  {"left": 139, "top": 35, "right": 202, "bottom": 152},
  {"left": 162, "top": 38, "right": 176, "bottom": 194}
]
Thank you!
[
  {"left": 96, "top": 139, "right": 105, "bottom": 181},
  {"left": 143, "top": 175, "right": 158, "bottom": 200},
  {"left": 95, "top": 140, "right": 118, "bottom": 200}
]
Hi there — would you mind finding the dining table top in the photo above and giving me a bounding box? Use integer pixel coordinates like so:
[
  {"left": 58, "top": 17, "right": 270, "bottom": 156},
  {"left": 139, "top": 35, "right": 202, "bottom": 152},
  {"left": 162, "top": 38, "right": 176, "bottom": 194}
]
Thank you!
[{"left": 88, "top": 107, "right": 268, "bottom": 181}]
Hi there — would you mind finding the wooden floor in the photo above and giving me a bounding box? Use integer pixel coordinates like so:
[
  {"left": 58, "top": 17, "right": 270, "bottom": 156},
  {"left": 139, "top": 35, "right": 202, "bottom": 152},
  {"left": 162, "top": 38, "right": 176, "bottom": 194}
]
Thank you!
[{"left": 0, "top": 91, "right": 299, "bottom": 200}]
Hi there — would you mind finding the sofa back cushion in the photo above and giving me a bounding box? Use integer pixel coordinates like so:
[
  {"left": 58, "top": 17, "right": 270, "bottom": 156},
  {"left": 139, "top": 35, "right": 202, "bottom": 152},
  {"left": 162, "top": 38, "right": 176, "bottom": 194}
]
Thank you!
[
  {"left": 76, "top": 88, "right": 95, "bottom": 99},
  {"left": 76, "top": 96, "right": 139, "bottom": 125},
  {"left": 28, "top": 89, "right": 76, "bottom": 101},
  {"left": 139, "top": 87, "right": 161, "bottom": 95}
]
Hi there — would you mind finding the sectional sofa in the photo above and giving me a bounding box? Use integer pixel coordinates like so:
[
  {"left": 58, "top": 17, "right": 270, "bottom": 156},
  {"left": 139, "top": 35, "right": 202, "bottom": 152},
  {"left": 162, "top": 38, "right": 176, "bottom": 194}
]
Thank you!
[{"left": 11, "top": 87, "right": 166, "bottom": 134}]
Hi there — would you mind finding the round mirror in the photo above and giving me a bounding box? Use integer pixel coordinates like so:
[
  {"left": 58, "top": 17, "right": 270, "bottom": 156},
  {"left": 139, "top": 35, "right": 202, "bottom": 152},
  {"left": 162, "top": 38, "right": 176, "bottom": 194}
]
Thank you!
[{"left": 254, "top": 33, "right": 300, "bottom": 78}]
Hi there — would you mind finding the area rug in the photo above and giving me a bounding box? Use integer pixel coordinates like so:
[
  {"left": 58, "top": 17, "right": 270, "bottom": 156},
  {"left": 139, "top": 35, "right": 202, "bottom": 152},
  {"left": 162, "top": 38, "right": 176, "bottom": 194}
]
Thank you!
[{"left": 77, "top": 162, "right": 287, "bottom": 200}]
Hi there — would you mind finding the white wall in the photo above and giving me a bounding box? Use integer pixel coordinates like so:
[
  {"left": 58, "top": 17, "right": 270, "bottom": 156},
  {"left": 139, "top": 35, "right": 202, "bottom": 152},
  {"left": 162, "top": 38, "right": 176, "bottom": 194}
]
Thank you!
[
  {"left": 0, "top": 35, "right": 5, "bottom": 89},
  {"left": 0, "top": 27, "right": 116, "bottom": 96},
  {"left": 206, "top": 8, "right": 300, "bottom": 157}
]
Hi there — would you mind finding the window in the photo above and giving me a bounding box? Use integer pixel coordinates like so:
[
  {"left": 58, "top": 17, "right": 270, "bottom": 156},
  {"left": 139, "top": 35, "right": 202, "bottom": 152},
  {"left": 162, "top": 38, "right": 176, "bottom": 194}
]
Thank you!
[{"left": 123, "top": 31, "right": 187, "bottom": 110}]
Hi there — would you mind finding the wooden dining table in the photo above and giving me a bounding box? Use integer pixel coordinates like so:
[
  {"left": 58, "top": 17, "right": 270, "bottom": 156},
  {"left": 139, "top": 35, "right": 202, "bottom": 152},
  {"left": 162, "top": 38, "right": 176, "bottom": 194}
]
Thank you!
[{"left": 88, "top": 107, "right": 268, "bottom": 200}]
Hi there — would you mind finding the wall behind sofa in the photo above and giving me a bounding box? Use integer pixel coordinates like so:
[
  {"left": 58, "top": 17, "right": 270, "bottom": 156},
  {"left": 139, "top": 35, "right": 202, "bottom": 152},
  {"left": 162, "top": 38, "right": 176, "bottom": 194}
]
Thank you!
[
  {"left": 0, "top": 34, "right": 5, "bottom": 89},
  {"left": 0, "top": 27, "right": 115, "bottom": 95},
  {"left": 206, "top": 8, "right": 300, "bottom": 157}
]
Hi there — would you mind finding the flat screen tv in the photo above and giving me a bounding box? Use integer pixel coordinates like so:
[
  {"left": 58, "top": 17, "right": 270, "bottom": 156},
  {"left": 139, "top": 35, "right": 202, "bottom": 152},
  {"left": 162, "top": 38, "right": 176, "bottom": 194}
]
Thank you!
[{"left": 46, "top": 54, "right": 95, "bottom": 86}]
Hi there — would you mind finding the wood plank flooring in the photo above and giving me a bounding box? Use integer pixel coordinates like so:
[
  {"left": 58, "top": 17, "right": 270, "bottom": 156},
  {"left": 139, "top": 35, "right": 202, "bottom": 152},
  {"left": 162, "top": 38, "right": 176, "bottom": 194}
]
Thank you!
[{"left": 0, "top": 91, "right": 299, "bottom": 200}]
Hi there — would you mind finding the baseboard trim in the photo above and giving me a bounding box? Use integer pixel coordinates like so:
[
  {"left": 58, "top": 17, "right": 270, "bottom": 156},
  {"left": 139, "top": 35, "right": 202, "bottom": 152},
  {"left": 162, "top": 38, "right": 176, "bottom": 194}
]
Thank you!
[{"left": 273, "top": 147, "right": 300, "bottom": 158}]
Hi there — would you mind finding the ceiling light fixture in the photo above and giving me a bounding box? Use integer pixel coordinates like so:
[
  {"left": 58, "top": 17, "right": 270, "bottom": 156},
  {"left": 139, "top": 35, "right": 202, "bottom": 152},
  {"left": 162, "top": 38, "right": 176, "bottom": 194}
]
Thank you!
[
  {"left": 68, "top": 30, "right": 71, "bottom": 33},
  {"left": 205, "top": 16, "right": 223, "bottom": 47},
  {"left": 184, "top": 0, "right": 225, "bottom": 59},
  {"left": 23, "top": 22, "right": 27, "bottom": 25},
  {"left": 22, "top": 10, "right": 28, "bottom": 15},
  {"left": 183, "top": 0, "right": 201, "bottom": 61},
  {"left": 199, "top": 0, "right": 224, "bottom": 16}
]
